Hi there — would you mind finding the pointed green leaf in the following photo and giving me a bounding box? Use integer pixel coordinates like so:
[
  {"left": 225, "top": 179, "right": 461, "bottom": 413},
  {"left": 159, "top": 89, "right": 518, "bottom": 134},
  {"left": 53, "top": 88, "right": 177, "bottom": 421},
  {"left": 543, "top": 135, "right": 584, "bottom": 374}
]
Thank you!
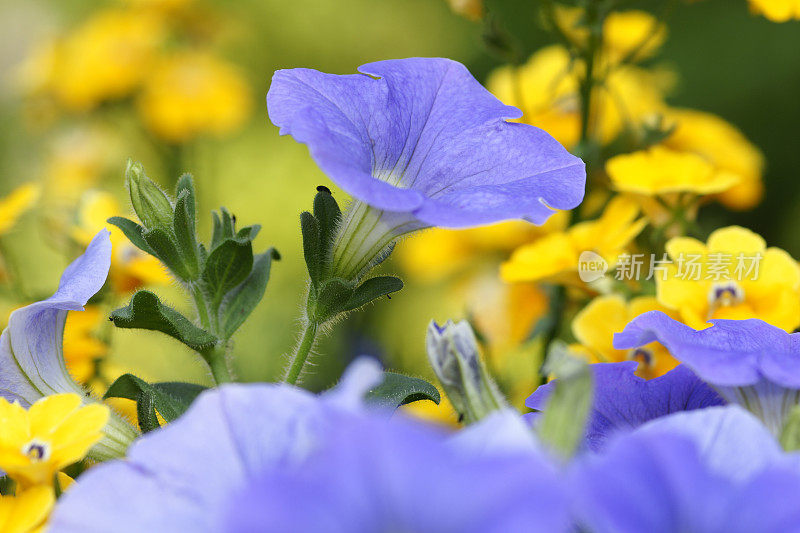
[
  {"left": 237, "top": 224, "right": 261, "bottom": 242},
  {"left": 364, "top": 372, "right": 441, "bottom": 409},
  {"left": 110, "top": 290, "right": 218, "bottom": 356},
  {"left": 175, "top": 173, "right": 196, "bottom": 222},
  {"left": 313, "top": 277, "right": 354, "bottom": 320},
  {"left": 107, "top": 217, "right": 155, "bottom": 256},
  {"left": 313, "top": 190, "right": 342, "bottom": 250},
  {"left": 174, "top": 191, "right": 199, "bottom": 280},
  {"left": 220, "top": 248, "right": 280, "bottom": 339},
  {"left": 343, "top": 276, "right": 403, "bottom": 312},
  {"left": 143, "top": 228, "right": 191, "bottom": 280},
  {"left": 300, "top": 211, "right": 322, "bottom": 285},
  {"left": 202, "top": 238, "right": 254, "bottom": 308},
  {"left": 211, "top": 211, "right": 223, "bottom": 250}
]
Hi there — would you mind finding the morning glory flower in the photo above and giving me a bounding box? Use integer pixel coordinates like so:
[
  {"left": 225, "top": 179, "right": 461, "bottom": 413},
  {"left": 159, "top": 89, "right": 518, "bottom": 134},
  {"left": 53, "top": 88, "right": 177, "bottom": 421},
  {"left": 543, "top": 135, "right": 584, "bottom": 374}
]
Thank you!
[
  {"left": 49, "top": 359, "right": 569, "bottom": 533},
  {"left": 0, "top": 230, "right": 138, "bottom": 460},
  {"left": 527, "top": 361, "right": 724, "bottom": 451},
  {"left": 267, "top": 58, "right": 585, "bottom": 280},
  {"left": 571, "top": 406, "right": 800, "bottom": 533},
  {"left": 615, "top": 311, "right": 800, "bottom": 435}
]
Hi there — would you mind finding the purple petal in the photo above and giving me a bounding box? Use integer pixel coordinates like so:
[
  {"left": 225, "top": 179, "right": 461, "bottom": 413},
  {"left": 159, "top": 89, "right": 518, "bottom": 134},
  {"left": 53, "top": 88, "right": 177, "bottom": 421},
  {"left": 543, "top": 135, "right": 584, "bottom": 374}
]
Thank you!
[
  {"left": 267, "top": 58, "right": 585, "bottom": 228},
  {"left": 0, "top": 230, "right": 111, "bottom": 404},
  {"left": 527, "top": 362, "right": 724, "bottom": 451}
]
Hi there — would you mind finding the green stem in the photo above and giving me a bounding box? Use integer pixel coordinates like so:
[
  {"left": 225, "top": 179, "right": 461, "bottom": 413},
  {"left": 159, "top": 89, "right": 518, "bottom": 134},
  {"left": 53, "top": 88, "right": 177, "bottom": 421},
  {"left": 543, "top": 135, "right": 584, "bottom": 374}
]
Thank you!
[
  {"left": 578, "top": 4, "right": 602, "bottom": 146},
  {"left": 207, "top": 342, "right": 233, "bottom": 384},
  {"left": 190, "top": 283, "right": 212, "bottom": 331},
  {"left": 285, "top": 319, "right": 319, "bottom": 385}
]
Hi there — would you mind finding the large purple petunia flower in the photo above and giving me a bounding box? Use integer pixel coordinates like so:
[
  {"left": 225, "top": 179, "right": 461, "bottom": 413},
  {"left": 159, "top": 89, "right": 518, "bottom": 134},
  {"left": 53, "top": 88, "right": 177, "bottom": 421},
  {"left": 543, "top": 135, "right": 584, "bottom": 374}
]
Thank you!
[
  {"left": 527, "top": 362, "right": 724, "bottom": 451},
  {"left": 572, "top": 406, "right": 800, "bottom": 533},
  {"left": 615, "top": 311, "right": 800, "bottom": 435},
  {"left": 267, "top": 58, "right": 585, "bottom": 279},
  {"left": 0, "top": 230, "right": 137, "bottom": 460},
  {"left": 49, "top": 359, "right": 569, "bottom": 533}
]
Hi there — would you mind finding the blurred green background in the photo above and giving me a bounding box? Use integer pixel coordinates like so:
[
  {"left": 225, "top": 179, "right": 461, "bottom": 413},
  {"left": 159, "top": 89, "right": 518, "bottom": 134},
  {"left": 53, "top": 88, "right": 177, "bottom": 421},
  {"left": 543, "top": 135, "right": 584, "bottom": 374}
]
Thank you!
[{"left": 0, "top": 0, "right": 798, "bottom": 390}]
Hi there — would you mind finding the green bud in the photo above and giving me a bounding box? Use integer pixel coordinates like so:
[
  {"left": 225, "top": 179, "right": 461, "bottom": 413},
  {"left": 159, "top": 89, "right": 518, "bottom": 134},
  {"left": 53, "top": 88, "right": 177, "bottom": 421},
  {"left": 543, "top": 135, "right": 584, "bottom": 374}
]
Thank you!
[
  {"left": 426, "top": 320, "right": 507, "bottom": 424},
  {"left": 536, "top": 342, "right": 593, "bottom": 459},
  {"left": 126, "top": 159, "right": 174, "bottom": 232}
]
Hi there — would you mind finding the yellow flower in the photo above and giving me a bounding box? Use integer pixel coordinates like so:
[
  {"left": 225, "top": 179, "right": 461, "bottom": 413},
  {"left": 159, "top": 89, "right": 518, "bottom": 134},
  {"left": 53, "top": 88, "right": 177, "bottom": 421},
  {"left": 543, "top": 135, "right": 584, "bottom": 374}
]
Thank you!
[
  {"left": 0, "top": 184, "right": 40, "bottom": 237},
  {"left": 606, "top": 146, "right": 741, "bottom": 196},
  {"left": 656, "top": 226, "right": 800, "bottom": 331},
  {"left": 63, "top": 307, "right": 108, "bottom": 383},
  {"left": 501, "top": 196, "right": 646, "bottom": 285},
  {"left": 662, "top": 109, "right": 765, "bottom": 210},
  {"left": 397, "top": 212, "right": 569, "bottom": 282},
  {"left": 555, "top": 8, "right": 667, "bottom": 63},
  {"left": 49, "top": 9, "right": 166, "bottom": 111},
  {"left": 0, "top": 487, "right": 54, "bottom": 533},
  {"left": 487, "top": 45, "right": 666, "bottom": 148},
  {"left": 0, "top": 394, "right": 109, "bottom": 489},
  {"left": 72, "top": 191, "right": 170, "bottom": 293},
  {"left": 401, "top": 392, "right": 459, "bottom": 427},
  {"left": 445, "top": 0, "right": 483, "bottom": 20},
  {"left": 137, "top": 51, "right": 251, "bottom": 143},
  {"left": 573, "top": 295, "right": 680, "bottom": 379},
  {"left": 749, "top": 0, "right": 800, "bottom": 21}
]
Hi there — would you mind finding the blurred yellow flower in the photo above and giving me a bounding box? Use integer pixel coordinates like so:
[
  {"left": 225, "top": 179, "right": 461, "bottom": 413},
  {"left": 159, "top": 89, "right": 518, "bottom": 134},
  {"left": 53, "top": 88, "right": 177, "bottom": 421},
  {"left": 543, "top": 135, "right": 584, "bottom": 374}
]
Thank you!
[
  {"left": 398, "top": 213, "right": 569, "bottom": 283},
  {"left": 0, "top": 394, "right": 108, "bottom": 489},
  {"left": 63, "top": 307, "right": 108, "bottom": 384},
  {"left": 138, "top": 51, "right": 251, "bottom": 142},
  {"left": 606, "top": 146, "right": 740, "bottom": 196},
  {"left": 0, "top": 486, "right": 54, "bottom": 533},
  {"left": 445, "top": 0, "right": 483, "bottom": 20},
  {"left": 573, "top": 295, "right": 680, "bottom": 379},
  {"left": 400, "top": 393, "right": 459, "bottom": 427},
  {"left": 73, "top": 191, "right": 170, "bottom": 293},
  {"left": 42, "top": 9, "right": 166, "bottom": 111},
  {"left": 487, "top": 45, "right": 666, "bottom": 148},
  {"left": 555, "top": 8, "right": 667, "bottom": 63},
  {"left": 656, "top": 226, "right": 800, "bottom": 331},
  {"left": 0, "top": 184, "right": 40, "bottom": 237},
  {"left": 662, "top": 109, "right": 765, "bottom": 210},
  {"left": 749, "top": 0, "right": 800, "bottom": 21},
  {"left": 501, "top": 196, "right": 646, "bottom": 285}
]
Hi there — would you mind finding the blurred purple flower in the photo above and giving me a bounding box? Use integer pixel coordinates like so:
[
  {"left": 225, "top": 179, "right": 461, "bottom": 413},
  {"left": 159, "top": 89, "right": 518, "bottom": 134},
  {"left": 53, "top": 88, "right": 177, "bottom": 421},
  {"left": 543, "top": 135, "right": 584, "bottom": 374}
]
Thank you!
[
  {"left": 50, "top": 359, "right": 569, "bottom": 533},
  {"left": 572, "top": 406, "right": 800, "bottom": 533},
  {"left": 527, "top": 362, "right": 724, "bottom": 451},
  {"left": 0, "top": 230, "right": 137, "bottom": 459},
  {"left": 267, "top": 58, "right": 585, "bottom": 279},
  {"left": 615, "top": 311, "right": 800, "bottom": 434}
]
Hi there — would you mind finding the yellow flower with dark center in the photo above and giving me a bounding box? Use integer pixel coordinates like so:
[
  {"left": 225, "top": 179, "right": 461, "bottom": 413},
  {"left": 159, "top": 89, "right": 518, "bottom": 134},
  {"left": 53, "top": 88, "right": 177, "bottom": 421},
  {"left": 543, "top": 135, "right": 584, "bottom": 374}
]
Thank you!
[
  {"left": 137, "top": 51, "right": 251, "bottom": 143},
  {"left": 554, "top": 8, "right": 667, "bottom": 63},
  {"left": 0, "top": 394, "right": 109, "bottom": 489},
  {"left": 63, "top": 307, "right": 108, "bottom": 383},
  {"left": 72, "top": 191, "right": 170, "bottom": 293},
  {"left": 662, "top": 109, "right": 765, "bottom": 210},
  {"left": 606, "top": 146, "right": 741, "bottom": 196},
  {"left": 0, "top": 487, "right": 54, "bottom": 533},
  {"left": 656, "top": 226, "right": 800, "bottom": 331},
  {"left": 0, "top": 184, "right": 41, "bottom": 237},
  {"left": 487, "top": 45, "right": 667, "bottom": 148},
  {"left": 501, "top": 196, "right": 646, "bottom": 285},
  {"left": 573, "top": 295, "right": 680, "bottom": 379},
  {"left": 48, "top": 9, "right": 166, "bottom": 111},
  {"left": 749, "top": 0, "right": 800, "bottom": 21}
]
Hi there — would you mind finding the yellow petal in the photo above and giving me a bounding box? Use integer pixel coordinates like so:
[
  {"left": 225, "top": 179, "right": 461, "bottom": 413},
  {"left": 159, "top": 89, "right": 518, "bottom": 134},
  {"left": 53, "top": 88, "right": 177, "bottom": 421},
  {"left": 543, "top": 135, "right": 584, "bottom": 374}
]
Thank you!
[
  {"left": 0, "top": 184, "right": 41, "bottom": 236},
  {"left": 500, "top": 232, "right": 577, "bottom": 282},
  {"left": 706, "top": 226, "right": 765, "bottom": 257},
  {"left": 572, "top": 295, "right": 629, "bottom": 360},
  {"left": 0, "top": 487, "right": 54, "bottom": 533},
  {"left": 28, "top": 395, "right": 83, "bottom": 436}
]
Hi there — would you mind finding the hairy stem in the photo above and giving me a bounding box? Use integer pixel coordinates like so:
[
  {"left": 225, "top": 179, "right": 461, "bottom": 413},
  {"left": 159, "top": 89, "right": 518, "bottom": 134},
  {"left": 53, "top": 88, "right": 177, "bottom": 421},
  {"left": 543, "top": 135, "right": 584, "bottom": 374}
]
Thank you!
[{"left": 284, "top": 319, "right": 319, "bottom": 385}]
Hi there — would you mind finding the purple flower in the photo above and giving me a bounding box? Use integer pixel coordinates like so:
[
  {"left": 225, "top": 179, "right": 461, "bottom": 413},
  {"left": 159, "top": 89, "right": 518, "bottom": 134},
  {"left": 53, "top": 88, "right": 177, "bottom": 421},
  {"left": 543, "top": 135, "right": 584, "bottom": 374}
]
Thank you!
[
  {"left": 0, "top": 230, "right": 137, "bottom": 459},
  {"left": 267, "top": 58, "right": 585, "bottom": 279},
  {"left": 527, "top": 362, "right": 724, "bottom": 451},
  {"left": 615, "top": 311, "right": 800, "bottom": 434},
  {"left": 49, "top": 359, "right": 568, "bottom": 533},
  {"left": 572, "top": 406, "right": 800, "bottom": 533}
]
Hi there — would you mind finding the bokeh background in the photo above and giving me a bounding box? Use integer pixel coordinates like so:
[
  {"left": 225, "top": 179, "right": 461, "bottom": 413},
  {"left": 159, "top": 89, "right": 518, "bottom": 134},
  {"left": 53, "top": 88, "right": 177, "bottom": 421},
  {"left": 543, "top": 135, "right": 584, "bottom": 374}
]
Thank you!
[{"left": 0, "top": 0, "right": 798, "bottom": 394}]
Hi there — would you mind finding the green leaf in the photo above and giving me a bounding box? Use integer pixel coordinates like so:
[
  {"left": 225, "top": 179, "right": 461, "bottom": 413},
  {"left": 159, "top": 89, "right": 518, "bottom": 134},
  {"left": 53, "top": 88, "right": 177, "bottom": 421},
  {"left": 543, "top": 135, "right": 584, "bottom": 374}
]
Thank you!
[
  {"left": 313, "top": 278, "right": 354, "bottom": 320},
  {"left": 143, "top": 228, "right": 191, "bottom": 280},
  {"left": 313, "top": 189, "right": 342, "bottom": 251},
  {"left": 104, "top": 374, "right": 207, "bottom": 433},
  {"left": 174, "top": 191, "right": 199, "bottom": 280},
  {"left": 107, "top": 217, "right": 155, "bottom": 256},
  {"left": 202, "top": 238, "right": 254, "bottom": 308},
  {"left": 237, "top": 224, "right": 261, "bottom": 242},
  {"left": 220, "top": 248, "right": 280, "bottom": 339},
  {"left": 365, "top": 372, "right": 441, "bottom": 409},
  {"left": 110, "top": 290, "right": 218, "bottom": 356},
  {"left": 343, "top": 276, "right": 403, "bottom": 312},
  {"left": 300, "top": 211, "right": 322, "bottom": 285},
  {"left": 211, "top": 211, "right": 223, "bottom": 250},
  {"left": 175, "top": 173, "right": 196, "bottom": 221}
]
